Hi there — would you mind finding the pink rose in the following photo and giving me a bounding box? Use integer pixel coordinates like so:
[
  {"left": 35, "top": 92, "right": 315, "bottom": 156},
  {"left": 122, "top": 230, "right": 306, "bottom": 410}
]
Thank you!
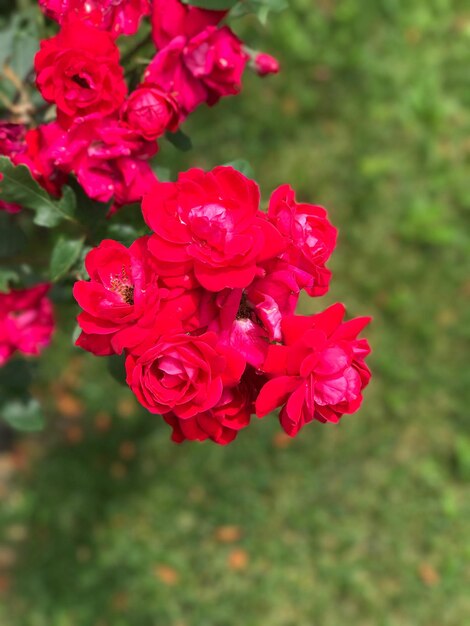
[
  {"left": 255, "top": 303, "right": 372, "bottom": 436},
  {"left": 0, "top": 284, "right": 54, "bottom": 366},
  {"left": 121, "top": 84, "right": 180, "bottom": 140}
]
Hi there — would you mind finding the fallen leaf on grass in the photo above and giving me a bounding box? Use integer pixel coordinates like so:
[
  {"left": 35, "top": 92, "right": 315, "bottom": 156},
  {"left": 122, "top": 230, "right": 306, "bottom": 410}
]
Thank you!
[
  {"left": 65, "top": 425, "right": 84, "bottom": 444},
  {"left": 95, "top": 412, "right": 112, "bottom": 432},
  {"left": 110, "top": 462, "right": 127, "bottom": 480},
  {"left": 273, "top": 432, "right": 293, "bottom": 449},
  {"left": 56, "top": 392, "right": 84, "bottom": 418},
  {"left": 215, "top": 525, "right": 242, "bottom": 543},
  {"left": 119, "top": 441, "right": 136, "bottom": 461},
  {"left": 117, "top": 397, "right": 136, "bottom": 419},
  {"left": 154, "top": 565, "right": 180, "bottom": 586},
  {"left": 228, "top": 549, "right": 249, "bottom": 571},
  {"left": 418, "top": 563, "right": 440, "bottom": 586}
]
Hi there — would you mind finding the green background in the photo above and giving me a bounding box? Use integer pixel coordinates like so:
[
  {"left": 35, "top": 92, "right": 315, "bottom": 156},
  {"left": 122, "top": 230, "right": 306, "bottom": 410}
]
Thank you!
[{"left": 1, "top": 0, "right": 469, "bottom": 624}]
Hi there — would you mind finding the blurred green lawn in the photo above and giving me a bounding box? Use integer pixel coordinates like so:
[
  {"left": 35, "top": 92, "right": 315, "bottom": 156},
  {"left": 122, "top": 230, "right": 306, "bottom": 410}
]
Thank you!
[{"left": 1, "top": 0, "right": 469, "bottom": 624}]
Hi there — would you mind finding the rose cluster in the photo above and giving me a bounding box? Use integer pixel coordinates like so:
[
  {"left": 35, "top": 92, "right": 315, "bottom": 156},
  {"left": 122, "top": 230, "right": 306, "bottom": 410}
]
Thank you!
[
  {"left": 0, "top": 284, "right": 54, "bottom": 367},
  {"left": 0, "top": 0, "right": 279, "bottom": 216},
  {"left": 74, "top": 166, "right": 371, "bottom": 444}
]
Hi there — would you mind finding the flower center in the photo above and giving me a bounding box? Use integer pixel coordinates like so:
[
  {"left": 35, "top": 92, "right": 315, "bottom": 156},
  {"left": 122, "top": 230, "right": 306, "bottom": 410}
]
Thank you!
[
  {"left": 187, "top": 203, "right": 233, "bottom": 249},
  {"left": 236, "top": 293, "right": 252, "bottom": 320},
  {"left": 236, "top": 293, "right": 263, "bottom": 326},
  {"left": 72, "top": 74, "right": 90, "bottom": 89},
  {"left": 110, "top": 266, "right": 134, "bottom": 305}
]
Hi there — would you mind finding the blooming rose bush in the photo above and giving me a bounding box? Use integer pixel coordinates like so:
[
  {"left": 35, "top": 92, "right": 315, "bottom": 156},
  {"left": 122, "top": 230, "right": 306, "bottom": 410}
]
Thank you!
[
  {"left": 74, "top": 166, "right": 371, "bottom": 444},
  {"left": 0, "top": 0, "right": 371, "bottom": 441}
]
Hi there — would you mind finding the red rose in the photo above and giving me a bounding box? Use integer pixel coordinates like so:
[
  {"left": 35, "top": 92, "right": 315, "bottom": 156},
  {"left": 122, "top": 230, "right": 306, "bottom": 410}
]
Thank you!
[
  {"left": 202, "top": 288, "right": 269, "bottom": 368},
  {"left": 1, "top": 122, "right": 67, "bottom": 212},
  {"left": 15, "top": 122, "right": 67, "bottom": 197},
  {"left": 268, "top": 184, "right": 337, "bottom": 296},
  {"left": 163, "top": 367, "right": 265, "bottom": 444},
  {"left": 253, "top": 52, "right": 280, "bottom": 77},
  {"left": 35, "top": 21, "right": 127, "bottom": 126},
  {"left": 0, "top": 284, "right": 54, "bottom": 366},
  {"left": 183, "top": 26, "right": 248, "bottom": 105},
  {"left": 245, "top": 259, "right": 300, "bottom": 342},
  {"left": 125, "top": 332, "right": 245, "bottom": 418},
  {"left": 39, "top": 0, "right": 150, "bottom": 37},
  {"left": 151, "top": 0, "right": 227, "bottom": 49},
  {"left": 0, "top": 122, "right": 26, "bottom": 156},
  {"left": 73, "top": 238, "right": 168, "bottom": 356},
  {"left": 52, "top": 115, "right": 156, "bottom": 212},
  {"left": 121, "top": 84, "right": 180, "bottom": 140},
  {"left": 150, "top": 0, "right": 242, "bottom": 113},
  {"left": 142, "top": 166, "right": 284, "bottom": 291},
  {"left": 146, "top": 22, "right": 248, "bottom": 116},
  {"left": 255, "top": 304, "right": 372, "bottom": 436},
  {"left": 163, "top": 387, "right": 249, "bottom": 445},
  {"left": 74, "top": 237, "right": 205, "bottom": 356},
  {"left": 0, "top": 122, "right": 27, "bottom": 213}
]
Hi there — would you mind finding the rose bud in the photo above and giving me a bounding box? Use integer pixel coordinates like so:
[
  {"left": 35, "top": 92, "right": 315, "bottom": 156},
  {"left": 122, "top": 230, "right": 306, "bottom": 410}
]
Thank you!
[
  {"left": 253, "top": 52, "right": 280, "bottom": 77},
  {"left": 121, "top": 84, "right": 180, "bottom": 141}
]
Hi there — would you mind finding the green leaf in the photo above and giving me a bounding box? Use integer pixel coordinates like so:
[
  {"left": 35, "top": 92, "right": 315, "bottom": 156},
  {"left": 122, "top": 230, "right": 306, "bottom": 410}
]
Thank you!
[
  {"left": 0, "top": 157, "right": 76, "bottom": 228},
  {"left": 49, "top": 236, "right": 85, "bottom": 282},
  {"left": 106, "top": 223, "right": 141, "bottom": 247},
  {"left": 1, "top": 398, "right": 45, "bottom": 432},
  {"left": 0, "top": 267, "right": 19, "bottom": 292},
  {"left": 224, "top": 159, "right": 255, "bottom": 179},
  {"left": 0, "top": 359, "right": 33, "bottom": 395},
  {"left": 230, "top": 0, "right": 287, "bottom": 19},
  {"left": 107, "top": 354, "right": 127, "bottom": 386},
  {"left": 0, "top": 23, "right": 14, "bottom": 68},
  {"left": 0, "top": 212, "right": 27, "bottom": 258},
  {"left": 10, "top": 10, "right": 39, "bottom": 79},
  {"left": 153, "top": 166, "right": 172, "bottom": 182},
  {"left": 165, "top": 129, "right": 193, "bottom": 152},
  {"left": 71, "top": 323, "right": 82, "bottom": 345},
  {"left": 183, "top": 0, "right": 238, "bottom": 8}
]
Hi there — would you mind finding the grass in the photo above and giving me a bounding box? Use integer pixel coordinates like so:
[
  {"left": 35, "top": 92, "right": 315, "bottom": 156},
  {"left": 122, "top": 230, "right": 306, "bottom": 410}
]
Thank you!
[{"left": 1, "top": 0, "right": 469, "bottom": 624}]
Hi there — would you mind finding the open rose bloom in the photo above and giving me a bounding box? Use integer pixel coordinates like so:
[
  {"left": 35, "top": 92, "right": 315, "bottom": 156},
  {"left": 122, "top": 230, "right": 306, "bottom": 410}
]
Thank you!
[{"left": 74, "top": 167, "right": 372, "bottom": 445}]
